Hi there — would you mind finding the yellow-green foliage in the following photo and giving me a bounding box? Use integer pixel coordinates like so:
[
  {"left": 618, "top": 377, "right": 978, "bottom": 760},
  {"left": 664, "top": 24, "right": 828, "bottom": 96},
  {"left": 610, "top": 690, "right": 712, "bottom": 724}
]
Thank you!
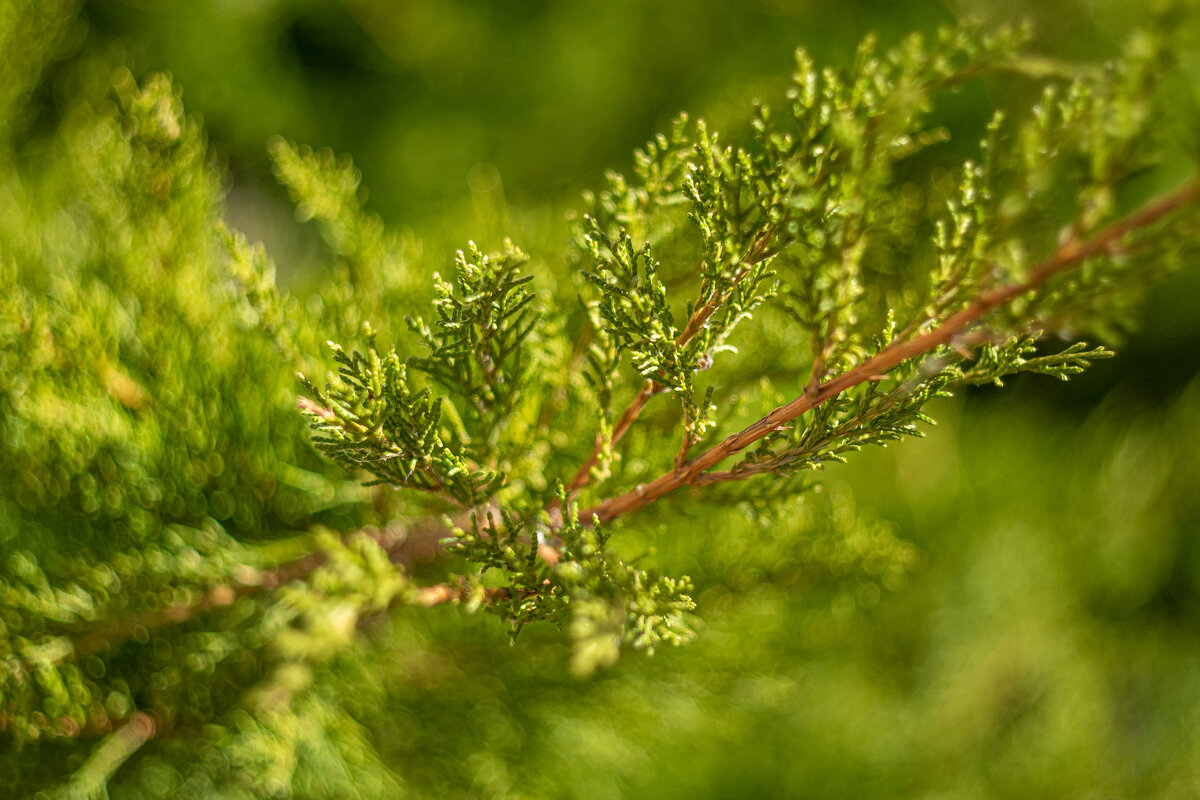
[{"left": 3, "top": 3, "right": 1200, "bottom": 799}]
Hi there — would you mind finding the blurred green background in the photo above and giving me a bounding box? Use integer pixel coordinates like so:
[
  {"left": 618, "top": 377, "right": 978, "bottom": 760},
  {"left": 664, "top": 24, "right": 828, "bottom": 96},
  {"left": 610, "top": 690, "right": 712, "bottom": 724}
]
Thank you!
[{"left": 18, "top": 0, "right": 1200, "bottom": 796}]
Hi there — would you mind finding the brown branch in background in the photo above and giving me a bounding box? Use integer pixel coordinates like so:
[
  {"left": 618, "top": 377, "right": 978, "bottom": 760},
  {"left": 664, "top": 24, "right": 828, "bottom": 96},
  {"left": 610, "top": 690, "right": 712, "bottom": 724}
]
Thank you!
[
  {"left": 57, "top": 490, "right": 559, "bottom": 668},
  {"left": 577, "top": 178, "right": 1200, "bottom": 526},
  {"left": 23, "top": 579, "right": 523, "bottom": 740},
  {"left": 43, "top": 712, "right": 156, "bottom": 788},
  {"left": 19, "top": 529, "right": 508, "bottom": 740},
  {"left": 67, "top": 519, "right": 447, "bottom": 663},
  {"left": 295, "top": 395, "right": 334, "bottom": 420},
  {"left": 70, "top": 551, "right": 328, "bottom": 660}
]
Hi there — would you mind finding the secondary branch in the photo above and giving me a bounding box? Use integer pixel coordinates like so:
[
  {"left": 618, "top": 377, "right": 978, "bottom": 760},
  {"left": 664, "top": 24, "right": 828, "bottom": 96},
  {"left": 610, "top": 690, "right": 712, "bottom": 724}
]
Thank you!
[{"left": 577, "top": 178, "right": 1200, "bottom": 525}]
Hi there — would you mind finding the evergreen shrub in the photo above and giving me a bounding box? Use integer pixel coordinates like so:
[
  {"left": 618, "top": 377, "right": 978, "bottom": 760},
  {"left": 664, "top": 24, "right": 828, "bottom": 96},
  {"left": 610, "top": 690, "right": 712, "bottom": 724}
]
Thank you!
[{"left": 2, "top": 4, "right": 1199, "bottom": 796}]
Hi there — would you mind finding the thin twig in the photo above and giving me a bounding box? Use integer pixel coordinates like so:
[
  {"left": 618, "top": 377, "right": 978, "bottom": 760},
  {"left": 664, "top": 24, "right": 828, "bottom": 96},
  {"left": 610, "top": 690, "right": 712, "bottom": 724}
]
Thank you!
[
  {"left": 563, "top": 379, "right": 659, "bottom": 495},
  {"left": 414, "top": 582, "right": 540, "bottom": 607}
]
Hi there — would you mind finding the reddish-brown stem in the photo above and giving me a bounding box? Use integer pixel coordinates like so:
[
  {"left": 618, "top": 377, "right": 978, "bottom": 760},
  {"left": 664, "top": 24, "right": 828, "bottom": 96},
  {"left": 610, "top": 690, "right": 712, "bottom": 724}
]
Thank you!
[
  {"left": 577, "top": 178, "right": 1200, "bottom": 526},
  {"left": 563, "top": 379, "right": 658, "bottom": 495},
  {"left": 674, "top": 428, "right": 694, "bottom": 470}
]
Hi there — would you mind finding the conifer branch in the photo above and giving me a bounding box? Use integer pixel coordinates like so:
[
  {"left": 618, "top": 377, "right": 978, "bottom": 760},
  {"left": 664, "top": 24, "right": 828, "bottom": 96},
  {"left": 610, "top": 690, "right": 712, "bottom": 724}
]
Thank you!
[{"left": 578, "top": 177, "right": 1200, "bottom": 525}]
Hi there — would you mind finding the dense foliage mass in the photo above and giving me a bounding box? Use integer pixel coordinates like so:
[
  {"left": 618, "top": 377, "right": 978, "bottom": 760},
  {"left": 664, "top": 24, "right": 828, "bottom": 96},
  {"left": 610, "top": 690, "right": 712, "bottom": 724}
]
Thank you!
[{"left": 3, "top": 1, "right": 1200, "bottom": 797}]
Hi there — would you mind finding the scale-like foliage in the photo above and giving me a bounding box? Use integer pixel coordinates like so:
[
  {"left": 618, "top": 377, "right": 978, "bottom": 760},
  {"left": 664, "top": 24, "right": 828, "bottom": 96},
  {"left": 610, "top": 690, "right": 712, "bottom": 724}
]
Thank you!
[
  {"left": 299, "top": 329, "right": 504, "bottom": 508},
  {"left": 446, "top": 488, "right": 695, "bottom": 677},
  {"left": 3, "top": 6, "right": 1200, "bottom": 799},
  {"left": 407, "top": 242, "right": 538, "bottom": 458}
]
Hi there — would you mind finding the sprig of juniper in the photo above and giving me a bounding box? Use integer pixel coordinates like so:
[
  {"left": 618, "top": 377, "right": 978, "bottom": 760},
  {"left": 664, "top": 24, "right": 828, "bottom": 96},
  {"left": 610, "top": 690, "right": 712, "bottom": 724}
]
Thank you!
[
  {"left": 288, "top": 19, "right": 1200, "bottom": 673},
  {"left": 566, "top": 24, "right": 1035, "bottom": 497}
]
